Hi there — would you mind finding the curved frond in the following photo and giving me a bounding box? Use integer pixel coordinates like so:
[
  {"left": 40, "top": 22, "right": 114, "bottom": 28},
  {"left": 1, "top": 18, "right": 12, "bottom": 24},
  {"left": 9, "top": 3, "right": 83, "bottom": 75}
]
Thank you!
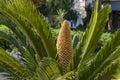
[
  {"left": 0, "top": 0, "right": 56, "bottom": 58},
  {"left": 0, "top": 14, "right": 26, "bottom": 46},
  {"left": 0, "top": 23, "right": 38, "bottom": 73},
  {"left": 33, "top": 58, "right": 61, "bottom": 80},
  {"left": 0, "top": 48, "right": 31, "bottom": 78},
  {"left": 72, "top": 0, "right": 98, "bottom": 69},
  {"left": 78, "top": 30, "right": 120, "bottom": 80},
  {"left": 95, "top": 58, "right": 120, "bottom": 80},
  {"left": 72, "top": 0, "right": 111, "bottom": 70},
  {"left": 56, "top": 71, "right": 76, "bottom": 80},
  {"left": 0, "top": 30, "right": 24, "bottom": 53},
  {"left": 112, "top": 60, "right": 120, "bottom": 80}
]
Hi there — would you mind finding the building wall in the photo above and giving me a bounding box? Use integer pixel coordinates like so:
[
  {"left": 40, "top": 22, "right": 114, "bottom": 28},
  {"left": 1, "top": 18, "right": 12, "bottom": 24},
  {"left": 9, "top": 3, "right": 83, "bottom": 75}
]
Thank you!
[
  {"left": 73, "top": 0, "right": 86, "bottom": 18},
  {"left": 111, "top": 1, "right": 120, "bottom": 11},
  {"left": 73, "top": 0, "right": 95, "bottom": 18},
  {"left": 85, "top": 0, "right": 95, "bottom": 7}
]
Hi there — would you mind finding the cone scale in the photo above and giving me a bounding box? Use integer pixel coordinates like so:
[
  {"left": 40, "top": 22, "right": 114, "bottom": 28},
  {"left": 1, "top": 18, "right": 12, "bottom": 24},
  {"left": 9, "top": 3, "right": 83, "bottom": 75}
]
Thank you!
[{"left": 57, "top": 20, "right": 73, "bottom": 73}]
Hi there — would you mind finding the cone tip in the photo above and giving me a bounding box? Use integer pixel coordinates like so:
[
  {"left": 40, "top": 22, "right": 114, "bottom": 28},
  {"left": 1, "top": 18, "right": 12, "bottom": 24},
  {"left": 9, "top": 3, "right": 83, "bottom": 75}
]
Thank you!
[{"left": 62, "top": 20, "right": 70, "bottom": 27}]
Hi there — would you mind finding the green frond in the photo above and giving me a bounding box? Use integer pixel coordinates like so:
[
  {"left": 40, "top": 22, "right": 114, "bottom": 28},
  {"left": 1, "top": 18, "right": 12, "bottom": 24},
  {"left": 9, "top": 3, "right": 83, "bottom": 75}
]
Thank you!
[
  {"left": 0, "top": 48, "right": 31, "bottom": 78},
  {"left": 0, "top": 22, "right": 37, "bottom": 73},
  {"left": 56, "top": 71, "right": 76, "bottom": 80},
  {"left": 79, "top": 0, "right": 98, "bottom": 63},
  {"left": 0, "top": 0, "right": 56, "bottom": 58},
  {"left": 79, "top": 1, "right": 111, "bottom": 68},
  {"left": 71, "top": 0, "right": 98, "bottom": 70},
  {"left": 111, "top": 60, "right": 120, "bottom": 80},
  {"left": 72, "top": 0, "right": 111, "bottom": 70},
  {"left": 0, "top": 1, "right": 47, "bottom": 59},
  {"left": 72, "top": 32, "right": 82, "bottom": 49},
  {"left": 0, "top": 14, "right": 27, "bottom": 46},
  {"left": 22, "top": 48, "right": 37, "bottom": 73},
  {"left": 0, "top": 63, "right": 26, "bottom": 79},
  {"left": 33, "top": 58, "right": 61, "bottom": 80},
  {"left": 95, "top": 58, "right": 120, "bottom": 80},
  {"left": 78, "top": 29, "right": 120, "bottom": 80},
  {"left": 0, "top": 30, "right": 23, "bottom": 52}
]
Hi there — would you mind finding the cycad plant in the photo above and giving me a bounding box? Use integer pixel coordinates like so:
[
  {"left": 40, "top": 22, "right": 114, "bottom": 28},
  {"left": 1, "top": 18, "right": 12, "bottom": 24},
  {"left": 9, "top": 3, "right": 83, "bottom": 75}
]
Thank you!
[{"left": 0, "top": 0, "right": 120, "bottom": 80}]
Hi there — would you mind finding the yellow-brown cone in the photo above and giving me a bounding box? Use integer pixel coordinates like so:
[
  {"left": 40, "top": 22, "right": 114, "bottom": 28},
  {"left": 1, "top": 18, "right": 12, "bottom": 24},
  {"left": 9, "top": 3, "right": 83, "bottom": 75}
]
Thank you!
[{"left": 57, "top": 20, "right": 73, "bottom": 73}]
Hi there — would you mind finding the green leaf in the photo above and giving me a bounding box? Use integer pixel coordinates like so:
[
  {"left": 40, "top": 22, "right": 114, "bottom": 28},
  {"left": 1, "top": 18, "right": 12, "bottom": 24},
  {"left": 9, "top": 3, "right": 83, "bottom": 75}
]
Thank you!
[
  {"left": 71, "top": 0, "right": 98, "bottom": 70},
  {"left": 71, "top": 0, "right": 111, "bottom": 71},
  {"left": 56, "top": 71, "right": 76, "bottom": 80},
  {"left": 78, "top": 30, "right": 120, "bottom": 80},
  {"left": 22, "top": 48, "right": 37, "bottom": 73},
  {"left": 69, "top": 0, "right": 111, "bottom": 72},
  {"left": 0, "top": 30, "right": 24, "bottom": 52},
  {"left": 94, "top": 58, "right": 120, "bottom": 80},
  {"left": 33, "top": 58, "right": 61, "bottom": 80},
  {"left": 112, "top": 63, "right": 120, "bottom": 80},
  {"left": 0, "top": 0, "right": 56, "bottom": 58},
  {"left": 0, "top": 14, "right": 27, "bottom": 46},
  {"left": 0, "top": 48, "right": 31, "bottom": 78},
  {"left": 80, "top": 0, "right": 111, "bottom": 66}
]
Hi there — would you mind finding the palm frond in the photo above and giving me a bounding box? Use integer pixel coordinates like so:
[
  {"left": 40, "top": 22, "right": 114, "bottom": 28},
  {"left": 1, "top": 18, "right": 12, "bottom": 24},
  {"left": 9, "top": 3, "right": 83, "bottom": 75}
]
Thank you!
[
  {"left": 71, "top": 0, "right": 98, "bottom": 70},
  {"left": 111, "top": 61, "right": 120, "bottom": 80},
  {"left": 0, "top": 48, "right": 31, "bottom": 78},
  {"left": 78, "top": 29, "right": 120, "bottom": 80},
  {"left": 33, "top": 58, "right": 61, "bottom": 80},
  {"left": 72, "top": 0, "right": 111, "bottom": 70},
  {"left": 79, "top": 0, "right": 98, "bottom": 64},
  {"left": 22, "top": 48, "right": 37, "bottom": 73},
  {"left": 95, "top": 58, "right": 120, "bottom": 80},
  {"left": 79, "top": 1, "right": 111, "bottom": 68},
  {"left": 0, "top": 63, "right": 26, "bottom": 80},
  {"left": 0, "top": 22, "right": 38, "bottom": 73},
  {"left": 0, "top": 0, "right": 56, "bottom": 58},
  {"left": 0, "top": 30, "right": 24, "bottom": 53},
  {"left": 0, "top": 14, "right": 27, "bottom": 46},
  {"left": 56, "top": 71, "right": 75, "bottom": 80}
]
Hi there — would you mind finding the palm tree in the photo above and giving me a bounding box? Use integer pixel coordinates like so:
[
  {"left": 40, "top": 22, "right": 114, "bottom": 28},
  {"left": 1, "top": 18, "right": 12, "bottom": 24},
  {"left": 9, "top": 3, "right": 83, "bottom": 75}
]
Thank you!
[{"left": 0, "top": 0, "right": 120, "bottom": 80}]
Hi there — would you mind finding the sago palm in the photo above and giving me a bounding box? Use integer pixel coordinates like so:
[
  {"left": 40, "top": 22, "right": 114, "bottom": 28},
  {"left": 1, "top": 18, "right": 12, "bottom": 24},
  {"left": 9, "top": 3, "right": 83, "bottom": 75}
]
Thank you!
[{"left": 0, "top": 0, "right": 120, "bottom": 80}]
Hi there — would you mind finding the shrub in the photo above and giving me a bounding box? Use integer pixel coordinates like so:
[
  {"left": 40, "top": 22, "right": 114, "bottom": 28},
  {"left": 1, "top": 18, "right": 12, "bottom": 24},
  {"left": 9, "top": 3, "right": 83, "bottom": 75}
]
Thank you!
[{"left": 0, "top": 0, "right": 120, "bottom": 80}]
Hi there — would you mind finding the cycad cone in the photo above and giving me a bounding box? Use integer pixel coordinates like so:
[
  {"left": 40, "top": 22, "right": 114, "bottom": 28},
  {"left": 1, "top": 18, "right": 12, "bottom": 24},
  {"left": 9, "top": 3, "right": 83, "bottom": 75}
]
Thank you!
[{"left": 57, "top": 20, "right": 72, "bottom": 73}]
